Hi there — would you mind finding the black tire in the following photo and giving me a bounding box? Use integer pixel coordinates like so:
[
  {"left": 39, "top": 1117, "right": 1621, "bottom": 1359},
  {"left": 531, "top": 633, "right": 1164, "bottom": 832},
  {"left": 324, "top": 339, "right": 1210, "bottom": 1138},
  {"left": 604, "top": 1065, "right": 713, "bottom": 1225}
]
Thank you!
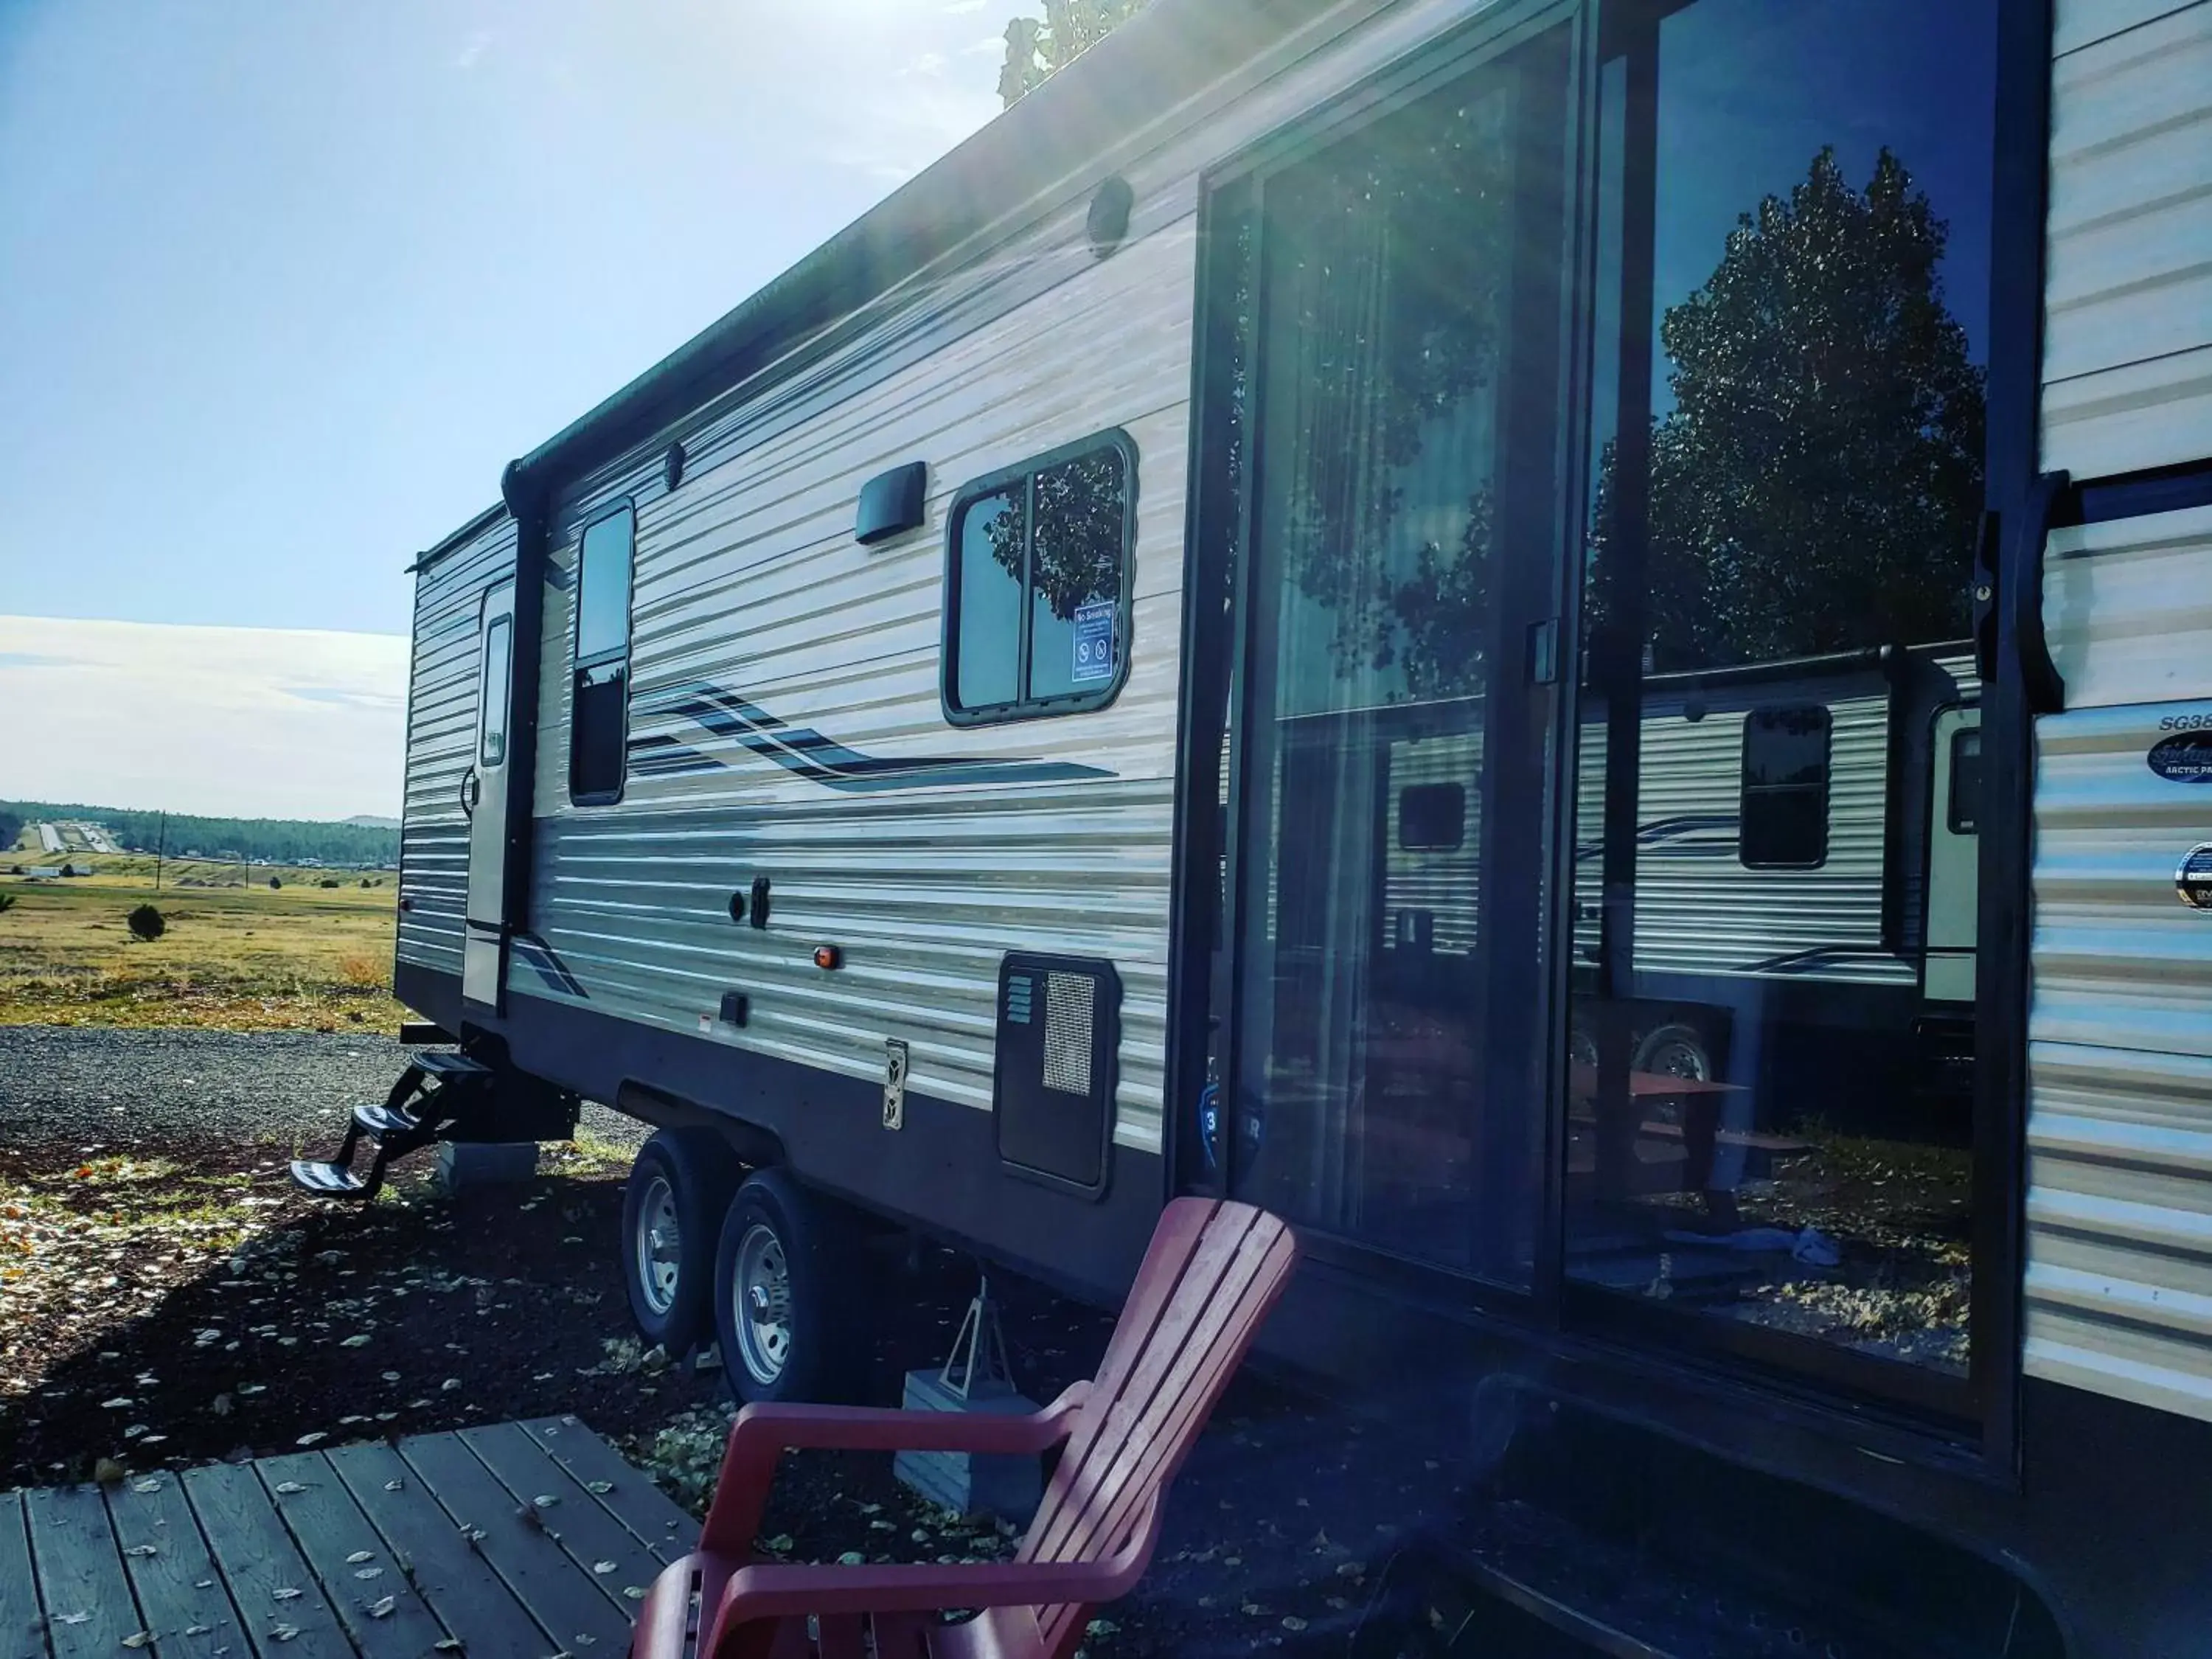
[
  {"left": 713, "top": 1167, "right": 870, "bottom": 1405},
  {"left": 1630, "top": 1020, "right": 1714, "bottom": 1126},
  {"left": 619, "top": 1128, "right": 740, "bottom": 1357},
  {"left": 1631, "top": 1020, "right": 1714, "bottom": 1083}
]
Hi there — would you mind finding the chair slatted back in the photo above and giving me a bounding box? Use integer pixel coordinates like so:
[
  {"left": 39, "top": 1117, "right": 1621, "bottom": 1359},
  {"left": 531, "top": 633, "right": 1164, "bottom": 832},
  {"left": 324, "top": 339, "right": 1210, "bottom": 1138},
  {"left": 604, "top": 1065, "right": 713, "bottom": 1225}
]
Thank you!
[{"left": 1001, "top": 1198, "right": 1298, "bottom": 1659}]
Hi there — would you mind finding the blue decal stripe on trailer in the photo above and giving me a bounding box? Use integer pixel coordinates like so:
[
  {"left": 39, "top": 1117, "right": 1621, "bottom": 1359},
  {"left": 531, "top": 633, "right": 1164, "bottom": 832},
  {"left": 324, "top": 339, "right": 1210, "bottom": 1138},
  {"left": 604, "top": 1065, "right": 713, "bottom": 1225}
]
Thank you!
[
  {"left": 1573, "top": 814, "right": 1742, "bottom": 863},
  {"left": 625, "top": 683, "right": 1113, "bottom": 791},
  {"left": 512, "top": 933, "right": 588, "bottom": 998}
]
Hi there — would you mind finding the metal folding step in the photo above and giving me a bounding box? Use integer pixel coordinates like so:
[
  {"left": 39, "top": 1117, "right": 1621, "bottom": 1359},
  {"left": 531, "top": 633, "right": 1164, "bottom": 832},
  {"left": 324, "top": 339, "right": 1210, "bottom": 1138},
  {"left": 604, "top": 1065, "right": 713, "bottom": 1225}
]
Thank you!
[
  {"left": 288, "top": 1050, "right": 577, "bottom": 1201},
  {"left": 285, "top": 1054, "right": 485, "bottom": 1200},
  {"left": 288, "top": 1158, "right": 370, "bottom": 1195},
  {"left": 352, "top": 1103, "right": 422, "bottom": 1138},
  {"left": 413, "top": 1051, "right": 493, "bottom": 1078}
]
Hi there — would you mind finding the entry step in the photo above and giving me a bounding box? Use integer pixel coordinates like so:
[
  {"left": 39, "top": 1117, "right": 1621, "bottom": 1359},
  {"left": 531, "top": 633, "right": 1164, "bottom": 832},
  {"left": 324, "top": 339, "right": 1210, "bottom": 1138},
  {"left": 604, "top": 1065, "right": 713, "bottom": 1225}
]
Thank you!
[
  {"left": 414, "top": 1050, "right": 493, "bottom": 1078},
  {"left": 352, "top": 1103, "right": 422, "bottom": 1138},
  {"left": 288, "top": 1159, "right": 369, "bottom": 1197}
]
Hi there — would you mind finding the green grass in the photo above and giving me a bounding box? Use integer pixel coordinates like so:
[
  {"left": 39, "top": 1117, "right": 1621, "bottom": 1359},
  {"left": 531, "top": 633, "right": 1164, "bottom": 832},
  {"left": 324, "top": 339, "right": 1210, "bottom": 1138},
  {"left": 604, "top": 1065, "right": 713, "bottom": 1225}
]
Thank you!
[{"left": 0, "top": 855, "right": 406, "bottom": 1032}]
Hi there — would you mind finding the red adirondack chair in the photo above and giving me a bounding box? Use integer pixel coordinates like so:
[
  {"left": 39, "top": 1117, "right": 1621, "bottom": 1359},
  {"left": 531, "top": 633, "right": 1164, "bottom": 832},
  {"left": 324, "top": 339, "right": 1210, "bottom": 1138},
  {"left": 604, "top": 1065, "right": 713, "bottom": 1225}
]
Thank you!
[{"left": 630, "top": 1197, "right": 1299, "bottom": 1659}]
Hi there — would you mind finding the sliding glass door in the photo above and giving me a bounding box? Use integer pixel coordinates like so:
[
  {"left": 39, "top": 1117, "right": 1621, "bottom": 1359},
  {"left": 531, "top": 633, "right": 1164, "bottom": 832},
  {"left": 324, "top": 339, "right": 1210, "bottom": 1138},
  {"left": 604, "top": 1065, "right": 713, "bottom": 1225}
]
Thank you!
[
  {"left": 1186, "top": 0, "right": 2004, "bottom": 1416},
  {"left": 1565, "top": 0, "right": 1997, "bottom": 1408},
  {"left": 1210, "top": 18, "right": 1576, "bottom": 1285}
]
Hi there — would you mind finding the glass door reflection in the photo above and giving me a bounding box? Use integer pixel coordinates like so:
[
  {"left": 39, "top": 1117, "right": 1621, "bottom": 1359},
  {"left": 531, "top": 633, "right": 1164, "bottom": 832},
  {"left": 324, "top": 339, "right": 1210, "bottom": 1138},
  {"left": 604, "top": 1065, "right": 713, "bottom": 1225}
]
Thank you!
[{"left": 1222, "top": 26, "right": 1572, "bottom": 1284}]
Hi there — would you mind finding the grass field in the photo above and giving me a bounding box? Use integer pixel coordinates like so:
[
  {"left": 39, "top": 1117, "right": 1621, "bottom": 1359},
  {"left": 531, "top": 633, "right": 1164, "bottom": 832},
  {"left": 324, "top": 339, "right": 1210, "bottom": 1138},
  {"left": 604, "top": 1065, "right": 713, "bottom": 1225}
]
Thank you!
[{"left": 0, "top": 849, "right": 406, "bottom": 1032}]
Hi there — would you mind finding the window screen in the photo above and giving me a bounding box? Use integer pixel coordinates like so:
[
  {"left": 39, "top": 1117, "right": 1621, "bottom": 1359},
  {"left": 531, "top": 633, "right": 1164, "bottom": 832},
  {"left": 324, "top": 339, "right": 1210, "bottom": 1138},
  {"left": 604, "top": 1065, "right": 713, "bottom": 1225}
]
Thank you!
[
  {"left": 477, "top": 616, "right": 512, "bottom": 768},
  {"left": 945, "top": 434, "right": 1133, "bottom": 722},
  {"left": 571, "top": 504, "right": 636, "bottom": 803},
  {"left": 1739, "top": 706, "right": 1831, "bottom": 868}
]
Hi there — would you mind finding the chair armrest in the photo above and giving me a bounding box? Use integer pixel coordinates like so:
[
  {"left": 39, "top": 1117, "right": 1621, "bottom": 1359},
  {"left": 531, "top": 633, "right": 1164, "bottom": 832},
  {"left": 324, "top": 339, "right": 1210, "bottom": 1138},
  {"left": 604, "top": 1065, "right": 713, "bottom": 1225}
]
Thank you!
[
  {"left": 698, "top": 1381, "right": 1091, "bottom": 1554},
  {"left": 704, "top": 1488, "right": 1162, "bottom": 1659}
]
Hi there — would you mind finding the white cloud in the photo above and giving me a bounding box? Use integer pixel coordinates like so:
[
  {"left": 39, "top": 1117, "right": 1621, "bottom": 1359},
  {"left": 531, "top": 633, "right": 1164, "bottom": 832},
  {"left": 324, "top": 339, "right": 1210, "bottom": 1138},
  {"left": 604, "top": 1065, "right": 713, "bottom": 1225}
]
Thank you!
[
  {"left": 453, "top": 29, "right": 493, "bottom": 70},
  {"left": 902, "top": 49, "right": 949, "bottom": 76},
  {"left": 0, "top": 616, "right": 408, "bottom": 821}
]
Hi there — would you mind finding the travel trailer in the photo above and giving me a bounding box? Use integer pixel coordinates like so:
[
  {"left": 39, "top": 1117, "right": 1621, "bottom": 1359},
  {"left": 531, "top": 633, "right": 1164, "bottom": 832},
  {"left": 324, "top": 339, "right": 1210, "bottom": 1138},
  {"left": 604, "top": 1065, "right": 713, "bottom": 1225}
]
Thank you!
[{"left": 298, "top": 0, "right": 2212, "bottom": 1649}]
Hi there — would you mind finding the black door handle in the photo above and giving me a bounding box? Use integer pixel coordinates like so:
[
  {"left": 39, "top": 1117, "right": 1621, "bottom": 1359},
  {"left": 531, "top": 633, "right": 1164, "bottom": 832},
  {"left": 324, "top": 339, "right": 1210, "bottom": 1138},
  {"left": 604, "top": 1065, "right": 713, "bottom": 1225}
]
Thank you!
[{"left": 459, "top": 768, "right": 481, "bottom": 818}]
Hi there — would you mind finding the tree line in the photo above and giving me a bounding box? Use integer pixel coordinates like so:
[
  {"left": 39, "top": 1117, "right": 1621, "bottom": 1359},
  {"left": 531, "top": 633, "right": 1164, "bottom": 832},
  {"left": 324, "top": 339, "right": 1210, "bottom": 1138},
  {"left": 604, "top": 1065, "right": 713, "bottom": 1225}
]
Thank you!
[{"left": 0, "top": 801, "right": 399, "bottom": 868}]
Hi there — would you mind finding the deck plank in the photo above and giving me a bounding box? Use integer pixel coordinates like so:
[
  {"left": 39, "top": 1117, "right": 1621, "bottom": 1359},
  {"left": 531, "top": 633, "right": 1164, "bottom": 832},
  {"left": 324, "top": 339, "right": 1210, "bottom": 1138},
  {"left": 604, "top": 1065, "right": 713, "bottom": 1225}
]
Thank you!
[
  {"left": 23, "top": 1484, "right": 143, "bottom": 1659},
  {"left": 516, "top": 1416, "right": 698, "bottom": 1563},
  {"left": 181, "top": 1461, "right": 352, "bottom": 1659},
  {"left": 7, "top": 1423, "right": 670, "bottom": 1659},
  {"left": 254, "top": 1453, "right": 447, "bottom": 1659},
  {"left": 459, "top": 1424, "right": 665, "bottom": 1607},
  {"left": 0, "top": 1489, "right": 48, "bottom": 1659},
  {"left": 102, "top": 1471, "right": 247, "bottom": 1659},
  {"left": 396, "top": 1432, "right": 633, "bottom": 1654},
  {"left": 323, "top": 1441, "right": 552, "bottom": 1659}
]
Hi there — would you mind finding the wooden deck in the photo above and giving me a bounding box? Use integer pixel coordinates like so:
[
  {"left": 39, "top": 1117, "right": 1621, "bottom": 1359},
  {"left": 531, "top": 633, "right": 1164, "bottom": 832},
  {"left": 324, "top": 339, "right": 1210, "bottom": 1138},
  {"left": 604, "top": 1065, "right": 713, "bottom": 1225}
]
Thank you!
[{"left": 0, "top": 1417, "right": 698, "bottom": 1659}]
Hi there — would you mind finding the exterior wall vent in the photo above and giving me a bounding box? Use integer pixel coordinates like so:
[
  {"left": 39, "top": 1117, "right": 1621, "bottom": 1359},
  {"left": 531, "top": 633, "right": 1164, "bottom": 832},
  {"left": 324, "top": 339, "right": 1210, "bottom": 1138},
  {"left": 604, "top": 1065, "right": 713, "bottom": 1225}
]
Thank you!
[{"left": 992, "top": 953, "right": 1118, "bottom": 1194}]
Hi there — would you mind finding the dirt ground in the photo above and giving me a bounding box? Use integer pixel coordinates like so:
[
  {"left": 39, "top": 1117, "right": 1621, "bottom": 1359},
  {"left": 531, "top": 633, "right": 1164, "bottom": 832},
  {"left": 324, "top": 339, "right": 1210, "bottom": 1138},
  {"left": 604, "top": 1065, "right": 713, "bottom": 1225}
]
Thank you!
[{"left": 0, "top": 1081, "right": 1474, "bottom": 1659}]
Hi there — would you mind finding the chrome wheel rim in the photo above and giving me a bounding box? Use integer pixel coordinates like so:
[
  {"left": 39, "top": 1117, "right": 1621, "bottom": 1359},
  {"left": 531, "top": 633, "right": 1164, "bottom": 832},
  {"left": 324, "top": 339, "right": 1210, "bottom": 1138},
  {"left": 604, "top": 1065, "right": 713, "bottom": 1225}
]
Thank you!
[
  {"left": 1642, "top": 1035, "right": 1710, "bottom": 1081},
  {"left": 634, "top": 1175, "right": 681, "bottom": 1317},
  {"left": 733, "top": 1222, "right": 793, "bottom": 1387}
]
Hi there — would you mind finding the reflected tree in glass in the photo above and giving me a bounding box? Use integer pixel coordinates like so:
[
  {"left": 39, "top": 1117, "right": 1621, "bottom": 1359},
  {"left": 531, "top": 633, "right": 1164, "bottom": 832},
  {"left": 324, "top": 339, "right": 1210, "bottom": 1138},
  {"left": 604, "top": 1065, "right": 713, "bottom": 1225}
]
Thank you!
[{"left": 1590, "top": 147, "right": 1986, "bottom": 671}]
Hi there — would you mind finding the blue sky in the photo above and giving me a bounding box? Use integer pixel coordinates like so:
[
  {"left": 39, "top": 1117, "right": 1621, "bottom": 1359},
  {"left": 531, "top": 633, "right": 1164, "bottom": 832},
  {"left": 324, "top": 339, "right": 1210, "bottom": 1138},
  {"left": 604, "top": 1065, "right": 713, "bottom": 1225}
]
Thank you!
[{"left": 0, "top": 0, "right": 1015, "bottom": 640}]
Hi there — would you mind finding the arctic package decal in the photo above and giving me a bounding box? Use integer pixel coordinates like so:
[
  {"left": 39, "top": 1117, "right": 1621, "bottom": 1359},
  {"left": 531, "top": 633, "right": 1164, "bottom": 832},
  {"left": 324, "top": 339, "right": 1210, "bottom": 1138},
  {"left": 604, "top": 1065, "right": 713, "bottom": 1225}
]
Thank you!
[
  {"left": 2147, "top": 730, "right": 2212, "bottom": 783},
  {"left": 627, "top": 682, "right": 1113, "bottom": 792}
]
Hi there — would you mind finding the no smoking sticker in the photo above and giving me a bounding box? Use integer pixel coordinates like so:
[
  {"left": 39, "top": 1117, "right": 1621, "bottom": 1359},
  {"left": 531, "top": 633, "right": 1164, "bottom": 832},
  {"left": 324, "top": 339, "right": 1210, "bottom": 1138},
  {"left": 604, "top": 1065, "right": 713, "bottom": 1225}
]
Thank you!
[{"left": 1072, "top": 599, "right": 1116, "bottom": 684}]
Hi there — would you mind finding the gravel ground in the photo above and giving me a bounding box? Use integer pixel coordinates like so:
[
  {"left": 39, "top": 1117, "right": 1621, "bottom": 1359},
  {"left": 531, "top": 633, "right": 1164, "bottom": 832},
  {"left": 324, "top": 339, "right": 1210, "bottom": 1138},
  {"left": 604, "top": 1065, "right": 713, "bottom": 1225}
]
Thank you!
[
  {"left": 0, "top": 1025, "right": 643, "bottom": 1155},
  {"left": 0, "top": 1026, "right": 1858, "bottom": 1656},
  {"left": 0, "top": 1026, "right": 1450, "bottom": 1656}
]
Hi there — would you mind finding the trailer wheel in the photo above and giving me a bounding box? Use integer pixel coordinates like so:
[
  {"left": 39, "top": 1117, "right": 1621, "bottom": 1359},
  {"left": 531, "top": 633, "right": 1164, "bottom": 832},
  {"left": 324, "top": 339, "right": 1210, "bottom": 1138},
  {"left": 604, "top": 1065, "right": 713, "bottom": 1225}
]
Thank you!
[
  {"left": 619, "top": 1129, "right": 740, "bottom": 1357},
  {"left": 714, "top": 1168, "right": 869, "bottom": 1405},
  {"left": 1632, "top": 1022, "right": 1714, "bottom": 1124},
  {"left": 1632, "top": 1021, "right": 1714, "bottom": 1084}
]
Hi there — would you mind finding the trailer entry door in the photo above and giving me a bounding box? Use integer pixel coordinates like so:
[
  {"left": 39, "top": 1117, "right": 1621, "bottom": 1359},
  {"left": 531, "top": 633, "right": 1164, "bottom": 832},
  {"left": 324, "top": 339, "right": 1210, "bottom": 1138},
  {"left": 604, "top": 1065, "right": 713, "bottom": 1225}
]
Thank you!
[{"left": 462, "top": 580, "right": 517, "bottom": 1009}]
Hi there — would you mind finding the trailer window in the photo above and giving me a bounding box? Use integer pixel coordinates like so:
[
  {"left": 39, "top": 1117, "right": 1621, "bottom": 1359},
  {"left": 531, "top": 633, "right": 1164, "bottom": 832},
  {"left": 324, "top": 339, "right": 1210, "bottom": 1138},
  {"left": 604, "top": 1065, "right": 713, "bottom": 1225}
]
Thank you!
[
  {"left": 571, "top": 503, "right": 635, "bottom": 804},
  {"left": 1399, "top": 783, "right": 1467, "bottom": 851},
  {"left": 945, "top": 434, "right": 1133, "bottom": 723},
  {"left": 1739, "top": 706, "right": 1831, "bottom": 868},
  {"left": 476, "top": 616, "right": 512, "bottom": 768}
]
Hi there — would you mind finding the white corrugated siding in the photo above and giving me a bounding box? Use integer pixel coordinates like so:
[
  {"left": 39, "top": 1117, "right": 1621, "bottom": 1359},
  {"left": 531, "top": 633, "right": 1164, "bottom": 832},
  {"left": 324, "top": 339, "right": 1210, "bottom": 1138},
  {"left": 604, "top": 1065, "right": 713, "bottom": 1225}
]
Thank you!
[
  {"left": 1568, "top": 684, "right": 1913, "bottom": 985},
  {"left": 397, "top": 516, "right": 515, "bottom": 981},
  {"left": 2024, "top": 3, "right": 2212, "bottom": 1421},
  {"left": 2039, "top": 0, "right": 2212, "bottom": 477},
  {"left": 2026, "top": 498, "right": 2212, "bottom": 1419},
  {"left": 1383, "top": 728, "right": 1486, "bottom": 961},
  {"left": 2045, "top": 504, "right": 2212, "bottom": 709},
  {"left": 520, "top": 219, "right": 1194, "bottom": 1156}
]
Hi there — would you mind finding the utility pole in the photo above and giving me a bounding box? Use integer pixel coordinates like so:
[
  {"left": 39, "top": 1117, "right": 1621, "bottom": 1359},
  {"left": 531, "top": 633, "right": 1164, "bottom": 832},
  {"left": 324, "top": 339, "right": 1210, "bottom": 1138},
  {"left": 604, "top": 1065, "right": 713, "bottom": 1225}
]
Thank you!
[{"left": 154, "top": 813, "right": 166, "bottom": 891}]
